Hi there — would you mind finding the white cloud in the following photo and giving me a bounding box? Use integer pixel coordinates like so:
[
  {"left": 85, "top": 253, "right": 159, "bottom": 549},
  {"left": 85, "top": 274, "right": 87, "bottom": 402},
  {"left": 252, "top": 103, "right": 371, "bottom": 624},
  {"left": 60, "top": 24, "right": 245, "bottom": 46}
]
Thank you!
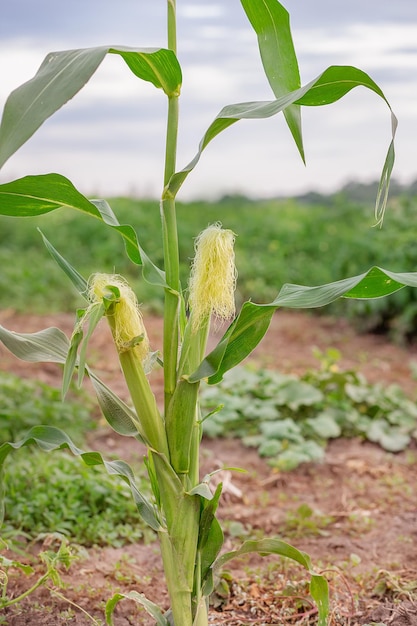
[{"left": 178, "top": 5, "right": 224, "bottom": 20}]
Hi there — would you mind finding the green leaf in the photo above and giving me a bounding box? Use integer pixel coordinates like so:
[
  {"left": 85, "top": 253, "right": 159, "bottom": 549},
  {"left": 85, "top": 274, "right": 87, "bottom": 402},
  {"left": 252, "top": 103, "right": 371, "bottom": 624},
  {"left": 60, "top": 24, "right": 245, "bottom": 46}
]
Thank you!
[
  {"left": 240, "top": 0, "right": 303, "bottom": 161},
  {"left": 275, "top": 380, "right": 323, "bottom": 410},
  {"left": 112, "top": 47, "right": 182, "bottom": 95},
  {"left": 62, "top": 314, "right": 84, "bottom": 397},
  {"left": 0, "top": 555, "right": 33, "bottom": 575},
  {"left": 77, "top": 304, "right": 105, "bottom": 388},
  {"left": 168, "top": 66, "right": 396, "bottom": 220},
  {"left": 38, "top": 229, "right": 88, "bottom": 298},
  {"left": 190, "top": 266, "right": 417, "bottom": 384},
  {"left": 106, "top": 591, "right": 169, "bottom": 626},
  {"left": 188, "top": 303, "right": 275, "bottom": 384},
  {"left": 307, "top": 414, "right": 342, "bottom": 439},
  {"left": 0, "top": 174, "right": 141, "bottom": 264},
  {"left": 366, "top": 420, "right": 411, "bottom": 452},
  {"left": 87, "top": 371, "right": 141, "bottom": 439},
  {"left": 260, "top": 418, "right": 302, "bottom": 442},
  {"left": 0, "top": 425, "right": 161, "bottom": 532},
  {"left": 0, "top": 324, "right": 69, "bottom": 364},
  {"left": 213, "top": 537, "right": 329, "bottom": 626},
  {"left": 0, "top": 46, "right": 181, "bottom": 168},
  {"left": 139, "top": 245, "right": 168, "bottom": 289},
  {"left": 0, "top": 322, "right": 141, "bottom": 440}
]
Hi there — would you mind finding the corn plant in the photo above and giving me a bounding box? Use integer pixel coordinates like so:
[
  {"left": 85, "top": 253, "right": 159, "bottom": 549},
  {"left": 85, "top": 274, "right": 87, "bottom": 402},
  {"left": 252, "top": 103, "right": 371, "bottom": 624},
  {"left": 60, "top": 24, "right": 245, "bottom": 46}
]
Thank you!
[{"left": 0, "top": 1, "right": 415, "bottom": 624}]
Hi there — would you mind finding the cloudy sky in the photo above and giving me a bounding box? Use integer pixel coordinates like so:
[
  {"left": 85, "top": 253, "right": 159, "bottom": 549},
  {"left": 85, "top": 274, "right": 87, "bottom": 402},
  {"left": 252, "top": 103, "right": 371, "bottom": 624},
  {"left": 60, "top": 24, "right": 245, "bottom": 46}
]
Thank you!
[{"left": 0, "top": 1, "right": 416, "bottom": 200}]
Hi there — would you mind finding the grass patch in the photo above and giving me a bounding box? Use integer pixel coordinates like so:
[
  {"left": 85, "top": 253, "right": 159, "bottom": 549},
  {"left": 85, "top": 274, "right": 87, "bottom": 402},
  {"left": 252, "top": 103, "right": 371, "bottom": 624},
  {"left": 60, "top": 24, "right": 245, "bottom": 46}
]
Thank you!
[
  {"left": 0, "top": 371, "right": 94, "bottom": 444},
  {"left": 0, "top": 372, "right": 154, "bottom": 548},
  {"left": 2, "top": 451, "right": 154, "bottom": 547}
]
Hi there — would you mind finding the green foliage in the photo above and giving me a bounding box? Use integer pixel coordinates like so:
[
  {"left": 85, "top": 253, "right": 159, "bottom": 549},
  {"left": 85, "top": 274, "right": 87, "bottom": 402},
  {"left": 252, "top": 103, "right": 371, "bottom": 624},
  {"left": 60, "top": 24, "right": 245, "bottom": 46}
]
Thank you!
[
  {"left": 2, "top": 451, "right": 154, "bottom": 547},
  {"left": 3, "top": 193, "right": 417, "bottom": 343},
  {"left": 0, "top": 0, "right": 401, "bottom": 622},
  {"left": 201, "top": 351, "right": 417, "bottom": 470},
  {"left": 0, "top": 371, "right": 94, "bottom": 443}
]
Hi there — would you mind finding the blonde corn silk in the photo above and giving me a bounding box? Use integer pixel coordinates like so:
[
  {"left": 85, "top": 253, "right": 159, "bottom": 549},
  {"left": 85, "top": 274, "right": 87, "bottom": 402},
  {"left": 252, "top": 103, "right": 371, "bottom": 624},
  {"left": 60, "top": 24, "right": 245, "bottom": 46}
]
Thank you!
[
  {"left": 88, "top": 273, "right": 150, "bottom": 361},
  {"left": 188, "top": 223, "right": 237, "bottom": 332}
]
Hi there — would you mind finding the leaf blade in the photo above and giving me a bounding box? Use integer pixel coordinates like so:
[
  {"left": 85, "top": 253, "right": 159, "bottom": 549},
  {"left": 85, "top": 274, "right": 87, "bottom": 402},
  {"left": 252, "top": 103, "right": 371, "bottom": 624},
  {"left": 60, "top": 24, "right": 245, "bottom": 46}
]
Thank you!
[
  {"left": 240, "top": 0, "right": 303, "bottom": 160},
  {"left": 0, "top": 174, "right": 142, "bottom": 264},
  {"left": 0, "top": 46, "right": 181, "bottom": 168},
  {"left": 190, "top": 266, "right": 417, "bottom": 384},
  {"left": 213, "top": 537, "right": 329, "bottom": 626},
  {"left": 168, "top": 65, "right": 397, "bottom": 220},
  {"left": 0, "top": 425, "right": 161, "bottom": 531}
]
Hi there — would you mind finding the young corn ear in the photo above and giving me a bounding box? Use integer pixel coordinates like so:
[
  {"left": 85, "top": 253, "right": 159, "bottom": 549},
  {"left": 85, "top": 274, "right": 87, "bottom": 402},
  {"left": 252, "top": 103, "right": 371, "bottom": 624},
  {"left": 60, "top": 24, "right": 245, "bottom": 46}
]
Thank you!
[
  {"left": 89, "top": 273, "right": 150, "bottom": 360},
  {"left": 188, "top": 223, "right": 237, "bottom": 333},
  {"left": 88, "top": 273, "right": 168, "bottom": 456}
]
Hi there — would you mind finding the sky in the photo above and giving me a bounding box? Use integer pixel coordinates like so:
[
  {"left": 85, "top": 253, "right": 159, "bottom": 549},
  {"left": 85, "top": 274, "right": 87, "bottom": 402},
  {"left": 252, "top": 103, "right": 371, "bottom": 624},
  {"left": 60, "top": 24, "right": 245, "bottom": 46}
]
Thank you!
[{"left": 0, "top": 0, "right": 416, "bottom": 201}]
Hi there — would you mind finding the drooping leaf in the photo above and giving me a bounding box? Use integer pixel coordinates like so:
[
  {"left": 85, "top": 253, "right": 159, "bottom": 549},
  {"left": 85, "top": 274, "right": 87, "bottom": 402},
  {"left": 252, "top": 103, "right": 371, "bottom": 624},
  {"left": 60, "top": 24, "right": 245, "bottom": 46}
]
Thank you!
[
  {"left": 213, "top": 537, "right": 329, "bottom": 626},
  {"left": 240, "top": 0, "right": 303, "bottom": 160},
  {"left": 62, "top": 313, "right": 84, "bottom": 397},
  {"left": 0, "top": 46, "right": 181, "bottom": 168},
  {"left": 139, "top": 245, "right": 168, "bottom": 289},
  {"left": 0, "top": 324, "right": 69, "bottom": 364},
  {"left": 0, "top": 425, "right": 161, "bottom": 531},
  {"left": 0, "top": 323, "right": 141, "bottom": 440},
  {"left": 88, "top": 371, "right": 141, "bottom": 439},
  {"left": 168, "top": 65, "right": 396, "bottom": 221},
  {"left": 190, "top": 266, "right": 417, "bottom": 384},
  {"left": 39, "top": 229, "right": 89, "bottom": 298},
  {"left": 106, "top": 591, "right": 170, "bottom": 626},
  {"left": 0, "top": 174, "right": 141, "bottom": 264}
]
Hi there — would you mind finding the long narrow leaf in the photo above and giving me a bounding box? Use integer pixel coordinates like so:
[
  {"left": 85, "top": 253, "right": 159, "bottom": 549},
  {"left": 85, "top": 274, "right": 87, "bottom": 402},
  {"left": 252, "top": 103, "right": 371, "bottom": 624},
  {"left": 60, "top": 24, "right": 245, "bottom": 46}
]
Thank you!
[
  {"left": 0, "top": 174, "right": 141, "bottom": 264},
  {"left": 88, "top": 371, "right": 141, "bottom": 439},
  {"left": 39, "top": 229, "right": 88, "bottom": 297},
  {"left": 0, "top": 324, "right": 69, "bottom": 364},
  {"left": 190, "top": 266, "right": 417, "bottom": 384},
  {"left": 0, "top": 46, "right": 181, "bottom": 168},
  {"left": 106, "top": 591, "right": 170, "bottom": 626},
  {"left": 168, "top": 65, "right": 396, "bottom": 220},
  {"left": 0, "top": 323, "right": 142, "bottom": 440},
  {"left": 240, "top": 0, "right": 303, "bottom": 160},
  {"left": 0, "top": 425, "right": 161, "bottom": 531},
  {"left": 214, "top": 537, "right": 329, "bottom": 626}
]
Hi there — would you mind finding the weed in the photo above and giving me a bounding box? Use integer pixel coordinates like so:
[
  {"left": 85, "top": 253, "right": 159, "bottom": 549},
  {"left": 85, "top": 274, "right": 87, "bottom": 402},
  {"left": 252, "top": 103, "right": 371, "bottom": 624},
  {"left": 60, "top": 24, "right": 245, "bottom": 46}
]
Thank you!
[
  {"left": 3, "top": 452, "right": 154, "bottom": 547},
  {"left": 0, "top": 371, "right": 94, "bottom": 443}
]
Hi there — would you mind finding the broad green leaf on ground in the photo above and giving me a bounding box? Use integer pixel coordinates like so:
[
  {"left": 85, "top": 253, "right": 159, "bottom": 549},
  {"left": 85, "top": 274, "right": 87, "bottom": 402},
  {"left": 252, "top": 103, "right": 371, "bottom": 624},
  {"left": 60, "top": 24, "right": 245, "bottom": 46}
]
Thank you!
[
  {"left": 214, "top": 537, "right": 329, "bottom": 626},
  {"left": 0, "top": 46, "right": 181, "bottom": 168},
  {"left": 0, "top": 425, "right": 161, "bottom": 531},
  {"left": 168, "top": 65, "right": 396, "bottom": 222},
  {"left": 240, "top": 0, "right": 303, "bottom": 160},
  {"left": 190, "top": 266, "right": 417, "bottom": 384},
  {"left": 0, "top": 174, "right": 141, "bottom": 264}
]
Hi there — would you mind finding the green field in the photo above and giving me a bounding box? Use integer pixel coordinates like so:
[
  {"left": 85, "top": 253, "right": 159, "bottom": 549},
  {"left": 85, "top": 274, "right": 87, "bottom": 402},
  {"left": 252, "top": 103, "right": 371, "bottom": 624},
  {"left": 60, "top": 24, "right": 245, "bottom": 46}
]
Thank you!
[{"left": 1, "top": 183, "right": 417, "bottom": 340}]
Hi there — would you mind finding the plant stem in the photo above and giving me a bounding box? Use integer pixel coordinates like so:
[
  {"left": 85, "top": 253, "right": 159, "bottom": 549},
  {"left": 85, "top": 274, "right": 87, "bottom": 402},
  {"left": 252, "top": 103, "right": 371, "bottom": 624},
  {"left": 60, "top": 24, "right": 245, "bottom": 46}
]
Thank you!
[
  {"left": 161, "top": 0, "right": 180, "bottom": 409},
  {"left": 159, "top": 531, "right": 193, "bottom": 625},
  {"left": 1, "top": 572, "right": 49, "bottom": 608}
]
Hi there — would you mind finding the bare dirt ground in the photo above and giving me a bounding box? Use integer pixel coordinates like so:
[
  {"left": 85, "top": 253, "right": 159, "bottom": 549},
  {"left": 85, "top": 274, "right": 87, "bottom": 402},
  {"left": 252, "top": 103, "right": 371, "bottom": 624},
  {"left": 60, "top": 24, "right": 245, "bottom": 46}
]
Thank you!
[{"left": 1, "top": 309, "right": 417, "bottom": 626}]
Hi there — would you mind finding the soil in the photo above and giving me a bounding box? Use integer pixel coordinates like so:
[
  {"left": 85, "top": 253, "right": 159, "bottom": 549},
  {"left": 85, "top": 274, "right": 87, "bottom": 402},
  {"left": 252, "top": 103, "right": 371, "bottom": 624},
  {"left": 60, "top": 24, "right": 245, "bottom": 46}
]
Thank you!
[{"left": 1, "top": 309, "right": 417, "bottom": 626}]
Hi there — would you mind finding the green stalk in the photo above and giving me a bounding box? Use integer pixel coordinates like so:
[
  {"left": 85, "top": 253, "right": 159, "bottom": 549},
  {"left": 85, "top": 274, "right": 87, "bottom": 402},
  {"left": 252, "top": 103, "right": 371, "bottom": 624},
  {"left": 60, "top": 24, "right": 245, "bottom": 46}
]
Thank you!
[
  {"left": 159, "top": 531, "right": 193, "bottom": 625},
  {"left": 161, "top": 0, "right": 181, "bottom": 410},
  {"left": 1, "top": 572, "right": 49, "bottom": 608},
  {"left": 119, "top": 350, "right": 169, "bottom": 457}
]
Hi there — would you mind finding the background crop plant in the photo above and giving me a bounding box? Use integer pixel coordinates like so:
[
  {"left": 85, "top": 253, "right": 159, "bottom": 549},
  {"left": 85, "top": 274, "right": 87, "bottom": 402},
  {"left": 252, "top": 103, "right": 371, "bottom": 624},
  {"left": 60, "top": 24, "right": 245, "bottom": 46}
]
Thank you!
[{"left": 0, "top": 0, "right": 414, "bottom": 624}]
